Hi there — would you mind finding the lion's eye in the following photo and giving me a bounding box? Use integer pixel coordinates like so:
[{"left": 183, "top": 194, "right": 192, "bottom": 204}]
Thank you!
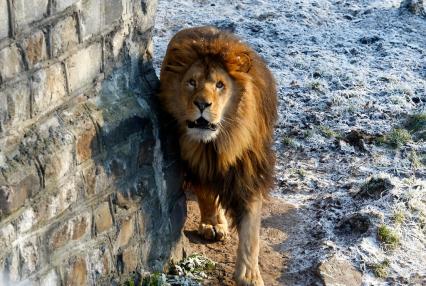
[
  {"left": 188, "top": 79, "right": 196, "bottom": 87},
  {"left": 216, "top": 81, "right": 224, "bottom": 89}
]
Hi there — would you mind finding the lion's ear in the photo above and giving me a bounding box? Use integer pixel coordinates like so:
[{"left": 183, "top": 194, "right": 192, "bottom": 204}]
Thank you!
[
  {"left": 235, "top": 53, "right": 252, "bottom": 73},
  {"left": 165, "top": 63, "right": 184, "bottom": 73}
]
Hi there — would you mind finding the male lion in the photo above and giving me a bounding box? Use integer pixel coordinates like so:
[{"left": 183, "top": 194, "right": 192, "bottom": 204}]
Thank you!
[{"left": 158, "top": 26, "right": 277, "bottom": 286}]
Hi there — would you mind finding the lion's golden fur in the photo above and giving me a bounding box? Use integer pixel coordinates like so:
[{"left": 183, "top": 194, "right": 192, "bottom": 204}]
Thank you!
[{"left": 158, "top": 26, "right": 277, "bottom": 224}]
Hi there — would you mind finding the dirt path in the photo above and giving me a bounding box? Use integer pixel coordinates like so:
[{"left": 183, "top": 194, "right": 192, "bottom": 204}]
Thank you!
[{"left": 183, "top": 192, "right": 302, "bottom": 285}]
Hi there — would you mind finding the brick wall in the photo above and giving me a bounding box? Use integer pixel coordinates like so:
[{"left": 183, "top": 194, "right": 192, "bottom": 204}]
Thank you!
[{"left": 0, "top": 0, "right": 185, "bottom": 284}]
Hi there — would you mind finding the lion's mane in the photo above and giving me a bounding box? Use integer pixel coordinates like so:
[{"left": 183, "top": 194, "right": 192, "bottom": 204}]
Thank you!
[{"left": 159, "top": 27, "right": 277, "bottom": 223}]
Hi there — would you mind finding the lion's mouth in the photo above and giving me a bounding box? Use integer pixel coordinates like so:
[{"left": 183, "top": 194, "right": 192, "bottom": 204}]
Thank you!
[{"left": 187, "top": 117, "right": 218, "bottom": 131}]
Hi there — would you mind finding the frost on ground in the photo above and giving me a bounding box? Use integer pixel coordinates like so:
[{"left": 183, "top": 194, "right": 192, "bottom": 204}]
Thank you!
[{"left": 153, "top": 0, "right": 426, "bottom": 285}]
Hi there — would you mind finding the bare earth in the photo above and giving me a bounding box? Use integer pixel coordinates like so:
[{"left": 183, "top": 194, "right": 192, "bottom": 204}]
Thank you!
[{"left": 183, "top": 191, "right": 300, "bottom": 285}]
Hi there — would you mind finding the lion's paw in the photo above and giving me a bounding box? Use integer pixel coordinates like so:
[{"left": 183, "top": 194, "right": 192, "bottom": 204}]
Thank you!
[
  {"left": 234, "top": 266, "right": 264, "bottom": 286},
  {"left": 198, "top": 223, "right": 228, "bottom": 241}
]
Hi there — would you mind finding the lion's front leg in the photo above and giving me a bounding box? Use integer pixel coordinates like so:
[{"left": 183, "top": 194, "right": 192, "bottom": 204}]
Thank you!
[
  {"left": 234, "top": 198, "right": 264, "bottom": 286},
  {"left": 194, "top": 186, "right": 228, "bottom": 241}
]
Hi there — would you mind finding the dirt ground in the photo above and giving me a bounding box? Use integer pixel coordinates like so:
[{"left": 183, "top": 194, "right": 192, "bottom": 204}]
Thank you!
[{"left": 183, "top": 191, "right": 302, "bottom": 286}]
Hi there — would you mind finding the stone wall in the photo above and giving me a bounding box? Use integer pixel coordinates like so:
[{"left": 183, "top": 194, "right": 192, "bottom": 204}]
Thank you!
[{"left": 0, "top": 0, "right": 185, "bottom": 285}]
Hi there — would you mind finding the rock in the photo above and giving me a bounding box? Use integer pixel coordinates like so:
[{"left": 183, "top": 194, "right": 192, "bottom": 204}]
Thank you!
[
  {"left": 354, "top": 177, "right": 394, "bottom": 200},
  {"left": 400, "top": 0, "right": 426, "bottom": 16},
  {"left": 317, "top": 255, "right": 363, "bottom": 286},
  {"left": 343, "top": 130, "right": 375, "bottom": 152},
  {"left": 213, "top": 20, "right": 237, "bottom": 32},
  {"left": 359, "top": 35, "right": 382, "bottom": 45}
]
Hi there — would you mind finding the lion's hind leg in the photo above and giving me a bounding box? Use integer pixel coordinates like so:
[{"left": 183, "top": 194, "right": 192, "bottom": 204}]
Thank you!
[{"left": 194, "top": 186, "right": 228, "bottom": 241}]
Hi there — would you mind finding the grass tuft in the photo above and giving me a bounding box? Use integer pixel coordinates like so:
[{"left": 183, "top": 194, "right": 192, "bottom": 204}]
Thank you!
[
  {"left": 405, "top": 113, "right": 426, "bottom": 141},
  {"left": 319, "top": 125, "right": 340, "bottom": 138},
  {"left": 405, "top": 113, "right": 426, "bottom": 133},
  {"left": 377, "top": 225, "right": 400, "bottom": 250},
  {"left": 371, "top": 259, "right": 390, "bottom": 278},
  {"left": 393, "top": 211, "right": 405, "bottom": 225},
  {"left": 376, "top": 128, "right": 411, "bottom": 148},
  {"left": 282, "top": 135, "right": 296, "bottom": 147}
]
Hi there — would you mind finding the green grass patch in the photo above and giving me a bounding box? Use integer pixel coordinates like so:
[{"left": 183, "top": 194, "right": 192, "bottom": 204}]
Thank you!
[
  {"left": 303, "top": 129, "right": 314, "bottom": 138},
  {"left": 310, "top": 81, "right": 323, "bottom": 91},
  {"left": 169, "top": 253, "right": 215, "bottom": 282},
  {"left": 371, "top": 259, "right": 390, "bottom": 278},
  {"left": 409, "top": 150, "right": 423, "bottom": 170},
  {"left": 319, "top": 125, "right": 340, "bottom": 139},
  {"left": 393, "top": 211, "right": 405, "bottom": 225},
  {"left": 405, "top": 113, "right": 426, "bottom": 141},
  {"left": 405, "top": 113, "right": 426, "bottom": 133},
  {"left": 377, "top": 225, "right": 400, "bottom": 250},
  {"left": 376, "top": 128, "right": 411, "bottom": 148},
  {"left": 141, "top": 272, "right": 166, "bottom": 286},
  {"left": 282, "top": 135, "right": 296, "bottom": 147}
]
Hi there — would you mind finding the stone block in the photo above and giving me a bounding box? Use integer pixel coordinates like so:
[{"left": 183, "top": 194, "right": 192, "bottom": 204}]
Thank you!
[
  {"left": 87, "top": 245, "right": 112, "bottom": 279},
  {"left": 122, "top": 245, "right": 139, "bottom": 273},
  {"left": 0, "top": 0, "right": 9, "bottom": 39},
  {"left": 81, "top": 162, "right": 110, "bottom": 195},
  {"left": 66, "top": 42, "right": 102, "bottom": 93},
  {"left": 22, "top": 31, "right": 47, "bottom": 68},
  {"left": 50, "top": 213, "right": 90, "bottom": 249},
  {"left": 51, "top": 16, "right": 79, "bottom": 57},
  {"left": 0, "top": 224, "right": 16, "bottom": 250},
  {"left": 104, "top": 0, "right": 124, "bottom": 26},
  {"left": 80, "top": 0, "right": 102, "bottom": 40},
  {"left": 32, "top": 63, "right": 67, "bottom": 116},
  {"left": 76, "top": 122, "right": 97, "bottom": 163},
  {"left": 0, "top": 79, "right": 30, "bottom": 131},
  {"left": 13, "top": 0, "right": 49, "bottom": 28},
  {"left": 113, "top": 216, "right": 134, "bottom": 253},
  {"left": 133, "top": 0, "right": 157, "bottom": 33},
  {"left": 1, "top": 247, "right": 20, "bottom": 282},
  {"left": 47, "top": 177, "right": 80, "bottom": 219},
  {"left": 0, "top": 45, "right": 23, "bottom": 82},
  {"left": 94, "top": 202, "right": 113, "bottom": 234},
  {"left": 64, "top": 257, "right": 87, "bottom": 286},
  {"left": 18, "top": 236, "right": 40, "bottom": 276},
  {"left": 0, "top": 174, "right": 38, "bottom": 216},
  {"left": 16, "top": 207, "right": 36, "bottom": 233},
  {"left": 138, "top": 139, "right": 155, "bottom": 166},
  {"left": 55, "top": 0, "right": 79, "bottom": 11},
  {"left": 43, "top": 144, "right": 75, "bottom": 185},
  {"left": 38, "top": 270, "right": 59, "bottom": 286}
]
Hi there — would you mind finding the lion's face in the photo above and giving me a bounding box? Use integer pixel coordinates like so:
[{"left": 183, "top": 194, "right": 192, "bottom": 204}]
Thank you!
[{"left": 177, "top": 60, "right": 237, "bottom": 142}]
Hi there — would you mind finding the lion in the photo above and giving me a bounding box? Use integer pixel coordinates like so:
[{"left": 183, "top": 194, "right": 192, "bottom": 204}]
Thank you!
[{"left": 158, "top": 26, "right": 277, "bottom": 286}]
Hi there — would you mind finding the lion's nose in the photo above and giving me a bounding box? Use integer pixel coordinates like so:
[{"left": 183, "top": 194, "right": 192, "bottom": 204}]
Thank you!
[{"left": 193, "top": 100, "right": 212, "bottom": 112}]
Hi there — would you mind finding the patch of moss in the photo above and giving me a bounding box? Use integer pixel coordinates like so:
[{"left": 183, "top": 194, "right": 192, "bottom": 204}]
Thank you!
[
  {"left": 377, "top": 225, "right": 400, "bottom": 250},
  {"left": 371, "top": 259, "right": 390, "bottom": 278}
]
